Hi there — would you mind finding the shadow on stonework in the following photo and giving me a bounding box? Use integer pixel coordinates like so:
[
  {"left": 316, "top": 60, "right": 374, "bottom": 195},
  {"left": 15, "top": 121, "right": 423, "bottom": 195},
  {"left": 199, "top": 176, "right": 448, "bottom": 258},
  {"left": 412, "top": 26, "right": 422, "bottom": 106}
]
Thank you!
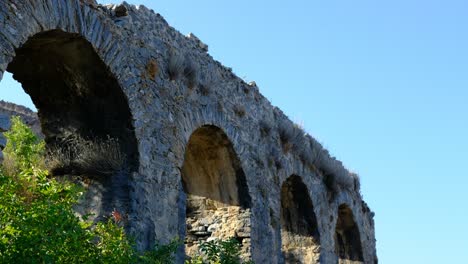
[
  {"left": 335, "top": 204, "right": 364, "bottom": 264},
  {"left": 180, "top": 125, "right": 252, "bottom": 261},
  {"left": 280, "top": 175, "right": 321, "bottom": 264}
]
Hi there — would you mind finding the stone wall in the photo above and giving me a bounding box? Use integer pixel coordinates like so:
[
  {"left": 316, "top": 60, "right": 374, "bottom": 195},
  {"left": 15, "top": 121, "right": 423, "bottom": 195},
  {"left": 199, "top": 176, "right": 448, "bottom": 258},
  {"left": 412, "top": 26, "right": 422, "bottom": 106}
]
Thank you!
[{"left": 0, "top": 1, "right": 377, "bottom": 263}]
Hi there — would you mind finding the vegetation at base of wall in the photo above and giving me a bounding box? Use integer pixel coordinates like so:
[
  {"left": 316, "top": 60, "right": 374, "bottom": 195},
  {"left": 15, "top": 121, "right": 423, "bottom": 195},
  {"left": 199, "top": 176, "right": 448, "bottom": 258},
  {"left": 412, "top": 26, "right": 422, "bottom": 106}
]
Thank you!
[
  {"left": 0, "top": 117, "right": 253, "bottom": 263},
  {"left": 0, "top": 117, "right": 166, "bottom": 263},
  {"left": 186, "top": 238, "right": 253, "bottom": 264}
]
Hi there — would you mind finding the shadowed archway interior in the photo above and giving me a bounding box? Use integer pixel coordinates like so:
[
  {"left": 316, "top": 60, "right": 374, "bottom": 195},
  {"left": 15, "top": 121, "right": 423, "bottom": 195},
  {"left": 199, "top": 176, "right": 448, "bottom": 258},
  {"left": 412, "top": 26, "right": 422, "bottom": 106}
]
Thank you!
[
  {"left": 335, "top": 204, "right": 364, "bottom": 263},
  {"left": 5, "top": 29, "right": 139, "bottom": 221},
  {"left": 181, "top": 125, "right": 252, "bottom": 259},
  {"left": 280, "top": 175, "right": 321, "bottom": 263}
]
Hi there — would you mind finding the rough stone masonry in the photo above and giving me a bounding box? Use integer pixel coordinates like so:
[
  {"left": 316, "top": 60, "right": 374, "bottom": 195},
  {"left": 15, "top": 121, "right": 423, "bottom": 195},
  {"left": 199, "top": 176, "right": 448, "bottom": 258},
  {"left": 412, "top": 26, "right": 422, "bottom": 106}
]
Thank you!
[{"left": 0, "top": 1, "right": 377, "bottom": 263}]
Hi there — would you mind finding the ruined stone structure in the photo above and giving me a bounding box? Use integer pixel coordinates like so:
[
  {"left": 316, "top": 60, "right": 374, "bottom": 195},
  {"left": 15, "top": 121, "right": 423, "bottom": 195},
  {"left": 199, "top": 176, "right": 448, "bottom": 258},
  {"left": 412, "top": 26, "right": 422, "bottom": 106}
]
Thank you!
[{"left": 0, "top": 1, "right": 377, "bottom": 263}]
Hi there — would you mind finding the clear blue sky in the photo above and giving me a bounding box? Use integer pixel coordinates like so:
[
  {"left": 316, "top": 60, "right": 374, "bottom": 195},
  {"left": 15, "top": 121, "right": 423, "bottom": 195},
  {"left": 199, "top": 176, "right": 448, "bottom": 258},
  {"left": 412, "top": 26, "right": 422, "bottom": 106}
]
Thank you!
[{"left": 1, "top": 0, "right": 467, "bottom": 262}]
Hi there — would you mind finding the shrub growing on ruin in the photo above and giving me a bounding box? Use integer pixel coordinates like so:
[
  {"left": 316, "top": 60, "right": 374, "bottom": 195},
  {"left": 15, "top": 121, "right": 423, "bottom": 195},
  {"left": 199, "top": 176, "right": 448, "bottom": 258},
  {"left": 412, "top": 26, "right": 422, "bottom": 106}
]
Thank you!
[
  {"left": 259, "top": 120, "right": 271, "bottom": 137},
  {"left": 73, "top": 136, "right": 125, "bottom": 176},
  {"left": 268, "top": 147, "right": 283, "bottom": 171},
  {"left": 198, "top": 65, "right": 220, "bottom": 96},
  {"left": 297, "top": 136, "right": 323, "bottom": 169},
  {"left": 184, "top": 58, "right": 198, "bottom": 89},
  {"left": 319, "top": 158, "right": 357, "bottom": 195},
  {"left": 187, "top": 238, "right": 253, "bottom": 264},
  {"left": 277, "top": 120, "right": 305, "bottom": 153},
  {"left": 199, "top": 83, "right": 212, "bottom": 96},
  {"left": 168, "top": 51, "right": 185, "bottom": 81},
  {"left": 233, "top": 104, "right": 246, "bottom": 118},
  {"left": 275, "top": 118, "right": 359, "bottom": 194}
]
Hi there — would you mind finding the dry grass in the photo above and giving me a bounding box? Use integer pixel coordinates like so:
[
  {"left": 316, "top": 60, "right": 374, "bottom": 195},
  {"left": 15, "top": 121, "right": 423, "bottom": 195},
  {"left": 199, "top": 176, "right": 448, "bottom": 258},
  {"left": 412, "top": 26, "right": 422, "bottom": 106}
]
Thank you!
[
  {"left": 168, "top": 51, "right": 199, "bottom": 88},
  {"left": 183, "top": 58, "right": 198, "bottom": 89},
  {"left": 278, "top": 120, "right": 305, "bottom": 152},
  {"left": 199, "top": 84, "right": 211, "bottom": 96},
  {"left": 45, "top": 135, "right": 125, "bottom": 178},
  {"left": 146, "top": 59, "right": 159, "bottom": 80},
  {"left": 2, "top": 155, "right": 19, "bottom": 178},
  {"left": 259, "top": 120, "right": 271, "bottom": 137},
  {"left": 233, "top": 105, "right": 246, "bottom": 118},
  {"left": 275, "top": 119, "right": 359, "bottom": 193},
  {"left": 319, "top": 157, "right": 357, "bottom": 193},
  {"left": 298, "top": 136, "right": 323, "bottom": 169},
  {"left": 268, "top": 147, "right": 283, "bottom": 171},
  {"left": 168, "top": 51, "right": 185, "bottom": 81},
  {"left": 198, "top": 66, "right": 219, "bottom": 96}
]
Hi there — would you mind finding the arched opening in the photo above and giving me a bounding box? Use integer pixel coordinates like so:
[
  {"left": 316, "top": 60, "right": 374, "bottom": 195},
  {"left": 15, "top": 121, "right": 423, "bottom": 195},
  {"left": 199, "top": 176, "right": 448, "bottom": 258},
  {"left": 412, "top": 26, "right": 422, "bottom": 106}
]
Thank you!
[
  {"left": 2, "top": 29, "right": 139, "bottom": 222},
  {"left": 280, "top": 175, "right": 321, "bottom": 263},
  {"left": 181, "top": 125, "right": 251, "bottom": 258},
  {"left": 335, "top": 204, "right": 364, "bottom": 263}
]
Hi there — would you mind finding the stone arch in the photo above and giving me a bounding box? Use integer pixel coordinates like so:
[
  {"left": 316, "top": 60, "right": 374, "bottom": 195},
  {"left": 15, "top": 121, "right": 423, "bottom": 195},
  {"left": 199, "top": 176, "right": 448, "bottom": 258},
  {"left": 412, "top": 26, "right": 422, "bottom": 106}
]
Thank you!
[
  {"left": 181, "top": 125, "right": 252, "bottom": 258},
  {"left": 1, "top": 29, "right": 139, "bottom": 221},
  {"left": 335, "top": 204, "right": 364, "bottom": 263},
  {"left": 280, "top": 175, "right": 321, "bottom": 263}
]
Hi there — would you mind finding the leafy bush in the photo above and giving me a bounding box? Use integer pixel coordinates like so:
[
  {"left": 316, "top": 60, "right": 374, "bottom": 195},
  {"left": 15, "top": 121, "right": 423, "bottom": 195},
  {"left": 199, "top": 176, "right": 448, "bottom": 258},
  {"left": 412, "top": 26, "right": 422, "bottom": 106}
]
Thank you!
[
  {"left": 2, "top": 116, "right": 45, "bottom": 174},
  {"left": 187, "top": 238, "right": 253, "bottom": 264},
  {"left": 140, "top": 239, "right": 182, "bottom": 264}
]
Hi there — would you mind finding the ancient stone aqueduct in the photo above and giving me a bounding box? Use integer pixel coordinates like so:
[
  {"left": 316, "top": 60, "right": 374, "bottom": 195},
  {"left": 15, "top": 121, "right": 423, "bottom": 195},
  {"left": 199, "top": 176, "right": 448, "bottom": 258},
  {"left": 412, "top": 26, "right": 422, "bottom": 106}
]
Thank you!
[{"left": 0, "top": 1, "right": 377, "bottom": 263}]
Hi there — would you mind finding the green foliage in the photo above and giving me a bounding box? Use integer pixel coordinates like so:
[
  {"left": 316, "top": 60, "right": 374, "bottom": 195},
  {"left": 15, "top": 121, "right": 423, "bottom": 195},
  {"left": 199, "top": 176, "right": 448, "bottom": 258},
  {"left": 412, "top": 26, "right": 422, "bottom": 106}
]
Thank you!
[
  {"left": 0, "top": 147, "right": 99, "bottom": 262},
  {"left": 0, "top": 117, "right": 180, "bottom": 263},
  {"left": 140, "top": 239, "right": 182, "bottom": 264},
  {"left": 187, "top": 238, "right": 253, "bottom": 264},
  {"left": 94, "top": 219, "right": 137, "bottom": 264},
  {"left": 3, "top": 116, "right": 44, "bottom": 173}
]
